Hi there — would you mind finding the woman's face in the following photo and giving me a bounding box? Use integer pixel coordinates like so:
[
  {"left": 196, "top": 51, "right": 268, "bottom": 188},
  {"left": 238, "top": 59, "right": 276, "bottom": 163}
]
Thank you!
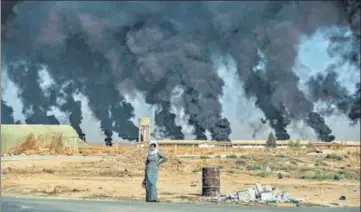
[{"left": 150, "top": 144, "right": 156, "bottom": 151}]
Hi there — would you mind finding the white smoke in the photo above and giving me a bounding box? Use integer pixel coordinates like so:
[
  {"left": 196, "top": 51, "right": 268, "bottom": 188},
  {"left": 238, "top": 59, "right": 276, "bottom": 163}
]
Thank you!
[
  {"left": 37, "top": 65, "right": 55, "bottom": 98},
  {"left": 1, "top": 66, "right": 26, "bottom": 123},
  {"left": 215, "top": 54, "right": 273, "bottom": 140},
  {"left": 170, "top": 86, "right": 195, "bottom": 139}
]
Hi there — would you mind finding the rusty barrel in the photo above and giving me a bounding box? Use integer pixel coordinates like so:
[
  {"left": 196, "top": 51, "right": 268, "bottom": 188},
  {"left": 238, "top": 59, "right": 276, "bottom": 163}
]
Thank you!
[{"left": 202, "top": 167, "right": 220, "bottom": 196}]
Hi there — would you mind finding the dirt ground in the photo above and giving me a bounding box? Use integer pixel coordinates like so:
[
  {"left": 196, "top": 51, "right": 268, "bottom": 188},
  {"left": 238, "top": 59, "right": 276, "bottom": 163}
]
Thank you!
[{"left": 1, "top": 146, "right": 360, "bottom": 207}]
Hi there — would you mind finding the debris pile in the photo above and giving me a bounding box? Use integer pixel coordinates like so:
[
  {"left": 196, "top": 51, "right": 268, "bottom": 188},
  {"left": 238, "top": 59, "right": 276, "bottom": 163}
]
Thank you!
[{"left": 216, "top": 183, "right": 301, "bottom": 204}]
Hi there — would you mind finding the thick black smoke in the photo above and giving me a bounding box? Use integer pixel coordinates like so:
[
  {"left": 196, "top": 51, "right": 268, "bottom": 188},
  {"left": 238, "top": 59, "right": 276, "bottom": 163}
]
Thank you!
[
  {"left": 208, "top": 2, "right": 350, "bottom": 141},
  {"left": 1, "top": 1, "right": 359, "bottom": 143},
  {"left": 244, "top": 71, "right": 291, "bottom": 140},
  {"left": 5, "top": 63, "right": 60, "bottom": 125},
  {"left": 307, "top": 70, "right": 356, "bottom": 115},
  {"left": 60, "top": 84, "right": 84, "bottom": 140},
  {"left": 306, "top": 112, "right": 336, "bottom": 142},
  {"left": 349, "top": 83, "right": 361, "bottom": 123}
]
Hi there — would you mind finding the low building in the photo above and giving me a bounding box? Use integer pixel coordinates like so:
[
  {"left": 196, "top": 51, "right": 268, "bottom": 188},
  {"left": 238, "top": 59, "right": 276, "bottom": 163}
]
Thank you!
[{"left": 1, "top": 124, "right": 84, "bottom": 154}]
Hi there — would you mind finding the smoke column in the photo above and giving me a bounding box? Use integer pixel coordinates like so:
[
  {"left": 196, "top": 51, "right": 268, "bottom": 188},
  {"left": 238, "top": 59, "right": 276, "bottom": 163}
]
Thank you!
[{"left": 1, "top": 1, "right": 359, "bottom": 143}]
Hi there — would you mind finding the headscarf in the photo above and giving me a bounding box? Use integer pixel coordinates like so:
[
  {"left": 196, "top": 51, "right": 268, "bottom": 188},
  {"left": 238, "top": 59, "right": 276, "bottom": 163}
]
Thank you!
[{"left": 146, "top": 140, "right": 158, "bottom": 162}]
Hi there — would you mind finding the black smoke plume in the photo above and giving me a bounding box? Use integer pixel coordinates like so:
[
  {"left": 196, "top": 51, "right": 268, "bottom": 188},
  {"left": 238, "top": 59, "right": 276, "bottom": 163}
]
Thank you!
[
  {"left": 307, "top": 70, "right": 356, "bottom": 115},
  {"left": 60, "top": 84, "right": 84, "bottom": 140},
  {"left": 1, "top": 1, "right": 359, "bottom": 143},
  {"left": 6, "top": 63, "right": 60, "bottom": 125},
  {"left": 349, "top": 83, "right": 360, "bottom": 123}
]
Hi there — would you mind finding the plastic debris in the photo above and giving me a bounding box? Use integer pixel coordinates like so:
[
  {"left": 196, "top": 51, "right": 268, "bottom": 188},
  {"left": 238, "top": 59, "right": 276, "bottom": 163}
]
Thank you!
[
  {"left": 216, "top": 183, "right": 301, "bottom": 204},
  {"left": 265, "top": 167, "right": 272, "bottom": 173}
]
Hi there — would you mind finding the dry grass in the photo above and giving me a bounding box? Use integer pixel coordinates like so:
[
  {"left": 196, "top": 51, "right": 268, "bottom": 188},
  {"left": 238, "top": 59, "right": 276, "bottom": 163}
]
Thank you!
[
  {"left": 10, "top": 133, "right": 41, "bottom": 155},
  {"left": 79, "top": 144, "right": 264, "bottom": 156},
  {"left": 2, "top": 143, "right": 360, "bottom": 207},
  {"left": 9, "top": 133, "right": 78, "bottom": 155}
]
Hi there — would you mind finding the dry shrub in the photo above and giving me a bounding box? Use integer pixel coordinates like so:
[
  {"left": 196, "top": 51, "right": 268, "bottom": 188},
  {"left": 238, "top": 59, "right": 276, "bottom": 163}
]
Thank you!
[
  {"left": 346, "top": 148, "right": 361, "bottom": 166},
  {"left": 46, "top": 133, "right": 65, "bottom": 154},
  {"left": 10, "top": 133, "right": 40, "bottom": 155},
  {"left": 332, "top": 143, "right": 345, "bottom": 150}
]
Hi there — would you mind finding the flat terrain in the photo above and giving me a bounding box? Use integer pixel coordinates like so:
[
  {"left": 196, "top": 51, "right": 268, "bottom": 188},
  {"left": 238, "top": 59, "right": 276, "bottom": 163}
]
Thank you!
[{"left": 1, "top": 146, "right": 360, "bottom": 207}]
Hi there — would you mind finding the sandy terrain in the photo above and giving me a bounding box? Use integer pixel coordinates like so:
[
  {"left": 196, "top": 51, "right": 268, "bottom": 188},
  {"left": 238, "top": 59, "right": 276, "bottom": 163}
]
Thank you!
[{"left": 1, "top": 146, "right": 360, "bottom": 207}]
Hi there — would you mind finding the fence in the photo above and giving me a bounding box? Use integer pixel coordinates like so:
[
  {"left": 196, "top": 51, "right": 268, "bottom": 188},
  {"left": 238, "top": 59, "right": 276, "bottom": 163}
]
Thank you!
[{"left": 77, "top": 139, "right": 360, "bottom": 157}]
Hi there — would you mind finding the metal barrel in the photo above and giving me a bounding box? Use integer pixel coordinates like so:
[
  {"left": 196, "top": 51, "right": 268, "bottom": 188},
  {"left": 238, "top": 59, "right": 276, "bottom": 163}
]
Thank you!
[{"left": 202, "top": 167, "right": 220, "bottom": 197}]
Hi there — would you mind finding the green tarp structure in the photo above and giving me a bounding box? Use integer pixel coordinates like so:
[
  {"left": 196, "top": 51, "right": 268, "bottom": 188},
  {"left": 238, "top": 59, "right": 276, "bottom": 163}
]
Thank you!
[{"left": 1, "top": 124, "right": 84, "bottom": 154}]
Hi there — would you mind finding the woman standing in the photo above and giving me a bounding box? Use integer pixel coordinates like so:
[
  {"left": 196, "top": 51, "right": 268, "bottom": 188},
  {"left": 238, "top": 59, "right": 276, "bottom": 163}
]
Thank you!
[{"left": 142, "top": 140, "right": 168, "bottom": 202}]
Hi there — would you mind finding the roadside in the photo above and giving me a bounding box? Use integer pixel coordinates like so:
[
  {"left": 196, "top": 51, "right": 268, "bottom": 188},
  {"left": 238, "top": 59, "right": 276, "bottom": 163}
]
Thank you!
[
  {"left": 2, "top": 146, "right": 360, "bottom": 207},
  {"left": 2, "top": 196, "right": 361, "bottom": 212}
]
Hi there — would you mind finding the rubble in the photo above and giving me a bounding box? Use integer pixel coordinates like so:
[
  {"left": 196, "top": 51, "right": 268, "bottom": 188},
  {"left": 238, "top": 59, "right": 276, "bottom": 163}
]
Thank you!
[{"left": 215, "top": 183, "right": 301, "bottom": 204}]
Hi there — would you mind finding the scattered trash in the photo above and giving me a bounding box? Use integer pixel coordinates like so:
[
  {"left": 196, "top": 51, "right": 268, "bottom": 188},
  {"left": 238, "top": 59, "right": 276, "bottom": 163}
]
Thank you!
[
  {"left": 339, "top": 196, "right": 346, "bottom": 200},
  {"left": 215, "top": 183, "right": 301, "bottom": 204},
  {"left": 265, "top": 167, "right": 272, "bottom": 173}
]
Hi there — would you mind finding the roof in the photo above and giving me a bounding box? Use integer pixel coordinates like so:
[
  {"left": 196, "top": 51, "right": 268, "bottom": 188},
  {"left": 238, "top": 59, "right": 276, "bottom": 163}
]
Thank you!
[{"left": 1, "top": 124, "right": 80, "bottom": 138}]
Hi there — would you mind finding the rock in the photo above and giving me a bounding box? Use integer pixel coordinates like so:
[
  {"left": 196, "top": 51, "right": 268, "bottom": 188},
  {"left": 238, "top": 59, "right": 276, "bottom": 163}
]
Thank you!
[
  {"left": 44, "top": 185, "right": 56, "bottom": 194},
  {"left": 315, "top": 149, "right": 323, "bottom": 153},
  {"left": 42, "top": 168, "right": 54, "bottom": 174},
  {"left": 339, "top": 196, "right": 346, "bottom": 200}
]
